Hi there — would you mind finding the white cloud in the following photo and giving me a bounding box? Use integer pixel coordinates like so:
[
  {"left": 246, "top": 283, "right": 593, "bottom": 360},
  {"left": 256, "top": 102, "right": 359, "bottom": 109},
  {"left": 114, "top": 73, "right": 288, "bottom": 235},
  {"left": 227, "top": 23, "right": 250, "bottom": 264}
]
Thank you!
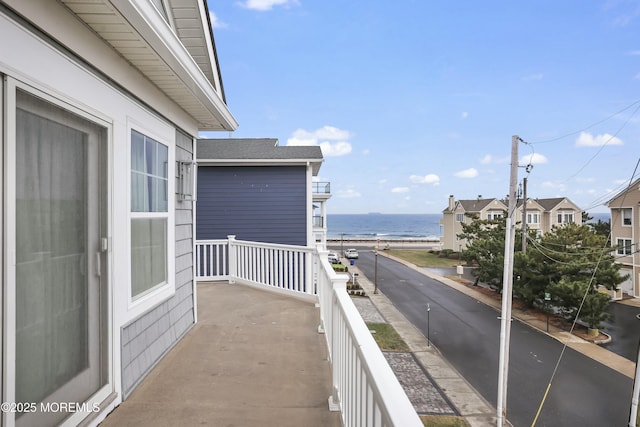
[
  {"left": 209, "top": 11, "right": 227, "bottom": 28},
  {"left": 287, "top": 126, "right": 353, "bottom": 157},
  {"left": 237, "top": 0, "right": 299, "bottom": 11},
  {"left": 392, "top": 187, "right": 410, "bottom": 193},
  {"left": 454, "top": 168, "right": 478, "bottom": 178},
  {"left": 319, "top": 141, "right": 352, "bottom": 156},
  {"left": 575, "top": 131, "right": 624, "bottom": 147},
  {"left": 336, "top": 188, "right": 361, "bottom": 199},
  {"left": 519, "top": 153, "right": 548, "bottom": 165},
  {"left": 480, "top": 154, "right": 509, "bottom": 164},
  {"left": 409, "top": 174, "right": 440, "bottom": 185}
]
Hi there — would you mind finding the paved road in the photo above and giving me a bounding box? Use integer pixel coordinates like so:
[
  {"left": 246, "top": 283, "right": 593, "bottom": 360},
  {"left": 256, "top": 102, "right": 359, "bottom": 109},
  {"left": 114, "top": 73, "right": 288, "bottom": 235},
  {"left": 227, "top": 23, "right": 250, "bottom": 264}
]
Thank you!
[
  {"left": 353, "top": 251, "right": 634, "bottom": 427},
  {"left": 601, "top": 302, "right": 640, "bottom": 361}
]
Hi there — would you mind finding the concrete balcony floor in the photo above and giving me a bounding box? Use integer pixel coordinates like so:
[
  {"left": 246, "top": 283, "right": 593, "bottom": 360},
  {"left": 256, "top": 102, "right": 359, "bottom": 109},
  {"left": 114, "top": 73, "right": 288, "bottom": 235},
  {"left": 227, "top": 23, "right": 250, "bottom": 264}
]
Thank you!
[{"left": 100, "top": 282, "right": 341, "bottom": 427}]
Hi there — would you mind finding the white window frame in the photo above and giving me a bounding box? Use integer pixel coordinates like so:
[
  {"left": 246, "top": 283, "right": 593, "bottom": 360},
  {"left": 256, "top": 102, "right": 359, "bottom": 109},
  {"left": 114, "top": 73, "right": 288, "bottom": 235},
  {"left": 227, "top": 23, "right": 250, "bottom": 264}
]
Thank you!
[
  {"left": 622, "top": 208, "right": 632, "bottom": 226},
  {"left": 557, "top": 211, "right": 574, "bottom": 224},
  {"left": 616, "top": 238, "right": 632, "bottom": 256},
  {"left": 127, "top": 119, "right": 175, "bottom": 317},
  {"left": 455, "top": 213, "right": 464, "bottom": 222},
  {"left": 487, "top": 211, "right": 503, "bottom": 220},
  {"left": 527, "top": 212, "right": 540, "bottom": 224}
]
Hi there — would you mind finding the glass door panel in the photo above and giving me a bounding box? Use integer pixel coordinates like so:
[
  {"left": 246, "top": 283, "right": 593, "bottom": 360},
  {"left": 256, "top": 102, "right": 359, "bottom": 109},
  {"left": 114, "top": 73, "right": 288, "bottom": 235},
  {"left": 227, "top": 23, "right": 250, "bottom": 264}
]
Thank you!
[{"left": 14, "top": 89, "right": 107, "bottom": 426}]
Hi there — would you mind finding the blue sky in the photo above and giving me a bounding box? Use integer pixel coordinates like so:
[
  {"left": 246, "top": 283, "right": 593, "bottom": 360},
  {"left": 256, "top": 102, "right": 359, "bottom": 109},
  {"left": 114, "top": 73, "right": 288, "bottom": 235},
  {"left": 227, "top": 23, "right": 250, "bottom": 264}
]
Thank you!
[{"left": 204, "top": 0, "right": 640, "bottom": 214}]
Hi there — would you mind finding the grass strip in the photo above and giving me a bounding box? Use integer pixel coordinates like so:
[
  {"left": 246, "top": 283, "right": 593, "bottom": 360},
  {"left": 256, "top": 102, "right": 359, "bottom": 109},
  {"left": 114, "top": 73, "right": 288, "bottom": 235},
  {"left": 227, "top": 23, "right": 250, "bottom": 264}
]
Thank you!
[{"left": 366, "top": 322, "right": 410, "bottom": 351}]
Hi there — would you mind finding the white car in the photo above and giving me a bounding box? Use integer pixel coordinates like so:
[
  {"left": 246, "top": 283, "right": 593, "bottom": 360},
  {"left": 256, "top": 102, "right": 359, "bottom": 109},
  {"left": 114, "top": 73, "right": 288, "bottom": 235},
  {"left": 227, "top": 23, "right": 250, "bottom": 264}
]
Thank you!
[
  {"left": 344, "top": 248, "right": 359, "bottom": 259},
  {"left": 328, "top": 252, "right": 340, "bottom": 264}
]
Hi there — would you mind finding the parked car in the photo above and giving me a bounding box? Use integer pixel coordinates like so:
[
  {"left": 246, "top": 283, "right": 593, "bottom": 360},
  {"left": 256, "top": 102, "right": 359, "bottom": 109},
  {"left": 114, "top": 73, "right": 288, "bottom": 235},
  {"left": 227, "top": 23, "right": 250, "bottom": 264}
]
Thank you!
[
  {"left": 344, "top": 248, "right": 359, "bottom": 259},
  {"left": 328, "top": 252, "right": 340, "bottom": 264}
]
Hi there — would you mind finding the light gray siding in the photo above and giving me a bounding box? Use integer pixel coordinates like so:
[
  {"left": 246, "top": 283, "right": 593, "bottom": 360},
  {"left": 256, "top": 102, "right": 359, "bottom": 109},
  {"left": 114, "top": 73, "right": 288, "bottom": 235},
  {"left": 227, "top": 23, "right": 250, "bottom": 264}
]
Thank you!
[
  {"left": 120, "top": 130, "right": 195, "bottom": 398},
  {"left": 197, "top": 165, "right": 307, "bottom": 246}
]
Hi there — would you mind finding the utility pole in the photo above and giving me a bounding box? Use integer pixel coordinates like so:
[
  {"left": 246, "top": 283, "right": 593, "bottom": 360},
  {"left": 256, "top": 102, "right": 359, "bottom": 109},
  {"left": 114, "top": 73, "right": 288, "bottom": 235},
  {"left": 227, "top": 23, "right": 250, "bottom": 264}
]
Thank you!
[
  {"left": 522, "top": 176, "right": 527, "bottom": 253},
  {"left": 497, "top": 135, "right": 519, "bottom": 426}
]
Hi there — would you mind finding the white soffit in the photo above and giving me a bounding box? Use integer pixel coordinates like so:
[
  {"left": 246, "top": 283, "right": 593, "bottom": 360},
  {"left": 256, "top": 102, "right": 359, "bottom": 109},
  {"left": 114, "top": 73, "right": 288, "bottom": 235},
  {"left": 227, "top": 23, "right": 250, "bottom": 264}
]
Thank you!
[{"left": 60, "top": 0, "right": 237, "bottom": 131}]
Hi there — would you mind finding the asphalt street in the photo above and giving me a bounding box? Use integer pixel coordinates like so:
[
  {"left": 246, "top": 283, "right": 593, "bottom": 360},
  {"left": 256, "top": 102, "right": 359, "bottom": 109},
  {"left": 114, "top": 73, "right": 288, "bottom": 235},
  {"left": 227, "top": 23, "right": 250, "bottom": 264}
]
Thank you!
[{"left": 352, "top": 250, "right": 634, "bottom": 427}]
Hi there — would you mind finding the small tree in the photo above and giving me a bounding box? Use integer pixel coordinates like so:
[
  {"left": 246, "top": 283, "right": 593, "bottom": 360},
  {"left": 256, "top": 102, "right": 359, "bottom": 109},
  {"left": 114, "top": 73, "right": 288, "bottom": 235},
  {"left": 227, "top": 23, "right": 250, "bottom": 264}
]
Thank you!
[
  {"left": 523, "top": 223, "right": 626, "bottom": 327},
  {"left": 458, "top": 213, "right": 511, "bottom": 292}
]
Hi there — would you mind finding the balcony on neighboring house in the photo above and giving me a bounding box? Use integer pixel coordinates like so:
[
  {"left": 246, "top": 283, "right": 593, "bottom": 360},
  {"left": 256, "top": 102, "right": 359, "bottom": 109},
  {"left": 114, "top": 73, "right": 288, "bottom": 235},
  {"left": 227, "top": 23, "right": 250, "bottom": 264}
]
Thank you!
[
  {"left": 312, "top": 181, "right": 332, "bottom": 250},
  {"left": 104, "top": 237, "right": 422, "bottom": 426},
  {"left": 313, "top": 181, "right": 331, "bottom": 194}
]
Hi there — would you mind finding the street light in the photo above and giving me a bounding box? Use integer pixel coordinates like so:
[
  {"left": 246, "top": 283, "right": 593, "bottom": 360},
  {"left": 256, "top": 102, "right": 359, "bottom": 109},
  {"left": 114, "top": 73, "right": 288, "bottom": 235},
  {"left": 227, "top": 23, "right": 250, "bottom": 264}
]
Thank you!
[
  {"left": 426, "top": 303, "right": 431, "bottom": 347},
  {"left": 374, "top": 250, "right": 378, "bottom": 294}
]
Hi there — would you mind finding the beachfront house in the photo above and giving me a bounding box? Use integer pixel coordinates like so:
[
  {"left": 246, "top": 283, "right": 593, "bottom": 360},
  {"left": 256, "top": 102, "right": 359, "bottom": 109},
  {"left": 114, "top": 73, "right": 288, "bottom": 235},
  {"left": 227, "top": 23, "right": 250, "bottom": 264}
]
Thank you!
[
  {"left": 196, "top": 138, "right": 328, "bottom": 248},
  {"left": 607, "top": 179, "right": 640, "bottom": 298},
  {"left": 0, "top": 0, "right": 237, "bottom": 425},
  {"left": 441, "top": 195, "right": 582, "bottom": 251}
]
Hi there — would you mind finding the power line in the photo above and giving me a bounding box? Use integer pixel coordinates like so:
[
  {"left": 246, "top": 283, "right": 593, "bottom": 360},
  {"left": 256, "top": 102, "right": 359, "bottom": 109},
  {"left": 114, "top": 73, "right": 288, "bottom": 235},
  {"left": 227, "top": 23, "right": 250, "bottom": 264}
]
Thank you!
[{"left": 528, "top": 98, "right": 640, "bottom": 145}]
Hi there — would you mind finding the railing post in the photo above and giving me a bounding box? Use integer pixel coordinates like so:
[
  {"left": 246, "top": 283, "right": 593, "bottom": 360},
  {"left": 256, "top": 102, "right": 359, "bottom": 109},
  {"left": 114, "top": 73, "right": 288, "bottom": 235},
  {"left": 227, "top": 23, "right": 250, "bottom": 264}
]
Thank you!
[
  {"left": 328, "top": 274, "right": 347, "bottom": 413},
  {"left": 227, "top": 235, "right": 237, "bottom": 284}
]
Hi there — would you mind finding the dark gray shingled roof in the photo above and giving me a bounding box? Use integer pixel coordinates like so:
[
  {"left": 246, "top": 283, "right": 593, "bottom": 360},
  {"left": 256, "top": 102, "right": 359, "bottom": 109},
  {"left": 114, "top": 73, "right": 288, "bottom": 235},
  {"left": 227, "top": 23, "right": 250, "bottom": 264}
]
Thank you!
[
  {"left": 197, "top": 138, "right": 324, "bottom": 174},
  {"left": 458, "top": 198, "right": 502, "bottom": 212}
]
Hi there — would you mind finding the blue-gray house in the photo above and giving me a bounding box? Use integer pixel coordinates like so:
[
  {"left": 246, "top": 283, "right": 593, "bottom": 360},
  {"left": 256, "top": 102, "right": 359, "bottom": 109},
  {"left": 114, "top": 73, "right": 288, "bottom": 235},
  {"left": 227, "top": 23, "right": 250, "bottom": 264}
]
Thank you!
[{"left": 196, "top": 138, "right": 329, "bottom": 247}]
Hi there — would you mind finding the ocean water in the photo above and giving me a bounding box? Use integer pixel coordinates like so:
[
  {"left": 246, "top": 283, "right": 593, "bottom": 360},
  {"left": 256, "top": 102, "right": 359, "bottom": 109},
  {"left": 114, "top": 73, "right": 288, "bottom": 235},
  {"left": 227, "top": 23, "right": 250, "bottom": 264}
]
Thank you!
[
  {"left": 327, "top": 213, "right": 442, "bottom": 240},
  {"left": 326, "top": 212, "right": 611, "bottom": 240}
]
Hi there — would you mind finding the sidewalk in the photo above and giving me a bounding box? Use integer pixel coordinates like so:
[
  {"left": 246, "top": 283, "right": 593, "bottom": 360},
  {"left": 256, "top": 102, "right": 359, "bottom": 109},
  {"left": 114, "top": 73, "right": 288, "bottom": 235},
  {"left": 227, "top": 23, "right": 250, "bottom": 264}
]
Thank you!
[{"left": 100, "top": 282, "right": 341, "bottom": 427}]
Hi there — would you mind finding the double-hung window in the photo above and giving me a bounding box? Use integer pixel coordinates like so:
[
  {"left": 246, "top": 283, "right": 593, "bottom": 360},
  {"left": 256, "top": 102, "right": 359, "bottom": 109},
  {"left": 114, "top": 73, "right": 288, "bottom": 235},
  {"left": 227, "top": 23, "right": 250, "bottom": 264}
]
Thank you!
[
  {"left": 622, "top": 208, "right": 632, "bottom": 226},
  {"left": 527, "top": 212, "right": 540, "bottom": 224},
  {"left": 557, "top": 212, "right": 574, "bottom": 224},
  {"left": 616, "top": 238, "right": 633, "bottom": 256},
  {"left": 131, "top": 129, "right": 169, "bottom": 299},
  {"left": 487, "top": 211, "right": 503, "bottom": 220}
]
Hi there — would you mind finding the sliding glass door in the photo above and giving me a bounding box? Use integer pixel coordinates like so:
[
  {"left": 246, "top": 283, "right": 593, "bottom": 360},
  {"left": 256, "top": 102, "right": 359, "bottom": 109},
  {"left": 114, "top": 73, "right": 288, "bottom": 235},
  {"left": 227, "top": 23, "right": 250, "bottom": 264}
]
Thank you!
[{"left": 7, "top": 85, "right": 109, "bottom": 426}]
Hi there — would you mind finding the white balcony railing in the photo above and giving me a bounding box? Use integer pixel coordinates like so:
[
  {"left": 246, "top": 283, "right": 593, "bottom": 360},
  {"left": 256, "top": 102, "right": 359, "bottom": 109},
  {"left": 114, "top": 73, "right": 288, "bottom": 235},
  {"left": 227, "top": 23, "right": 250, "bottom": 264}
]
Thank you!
[{"left": 195, "top": 236, "right": 422, "bottom": 427}]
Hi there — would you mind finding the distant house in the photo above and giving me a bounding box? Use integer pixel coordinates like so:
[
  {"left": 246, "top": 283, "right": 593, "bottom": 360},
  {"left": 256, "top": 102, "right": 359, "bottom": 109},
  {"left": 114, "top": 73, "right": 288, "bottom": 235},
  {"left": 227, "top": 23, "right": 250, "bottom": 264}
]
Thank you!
[
  {"left": 441, "top": 195, "right": 508, "bottom": 250},
  {"left": 0, "top": 1, "right": 236, "bottom": 425},
  {"left": 607, "top": 180, "right": 640, "bottom": 298},
  {"left": 530, "top": 197, "right": 583, "bottom": 231},
  {"left": 196, "top": 138, "right": 329, "bottom": 247},
  {"left": 441, "top": 195, "right": 582, "bottom": 251}
]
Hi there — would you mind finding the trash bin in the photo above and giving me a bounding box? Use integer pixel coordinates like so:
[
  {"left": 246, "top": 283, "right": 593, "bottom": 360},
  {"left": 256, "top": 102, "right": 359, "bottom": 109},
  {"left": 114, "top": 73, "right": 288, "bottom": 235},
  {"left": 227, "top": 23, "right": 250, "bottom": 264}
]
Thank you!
[{"left": 350, "top": 259, "right": 355, "bottom": 266}]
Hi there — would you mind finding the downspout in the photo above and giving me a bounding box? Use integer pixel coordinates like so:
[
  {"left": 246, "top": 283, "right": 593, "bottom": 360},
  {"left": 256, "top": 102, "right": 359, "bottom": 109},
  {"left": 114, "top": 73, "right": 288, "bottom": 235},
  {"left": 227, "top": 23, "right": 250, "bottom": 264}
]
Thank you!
[{"left": 192, "top": 137, "right": 198, "bottom": 323}]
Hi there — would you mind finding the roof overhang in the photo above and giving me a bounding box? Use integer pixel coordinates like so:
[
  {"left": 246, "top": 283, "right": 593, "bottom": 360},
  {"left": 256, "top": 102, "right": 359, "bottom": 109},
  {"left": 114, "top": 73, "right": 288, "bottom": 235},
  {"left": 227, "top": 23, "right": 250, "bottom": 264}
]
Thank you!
[
  {"left": 197, "top": 158, "right": 324, "bottom": 175},
  {"left": 60, "top": 0, "right": 238, "bottom": 131}
]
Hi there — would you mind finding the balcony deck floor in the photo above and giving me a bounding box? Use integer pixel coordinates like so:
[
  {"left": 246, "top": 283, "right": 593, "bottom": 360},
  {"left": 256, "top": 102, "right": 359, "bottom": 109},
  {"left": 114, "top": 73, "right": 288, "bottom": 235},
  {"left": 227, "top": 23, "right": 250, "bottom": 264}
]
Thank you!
[{"left": 100, "top": 282, "right": 341, "bottom": 427}]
